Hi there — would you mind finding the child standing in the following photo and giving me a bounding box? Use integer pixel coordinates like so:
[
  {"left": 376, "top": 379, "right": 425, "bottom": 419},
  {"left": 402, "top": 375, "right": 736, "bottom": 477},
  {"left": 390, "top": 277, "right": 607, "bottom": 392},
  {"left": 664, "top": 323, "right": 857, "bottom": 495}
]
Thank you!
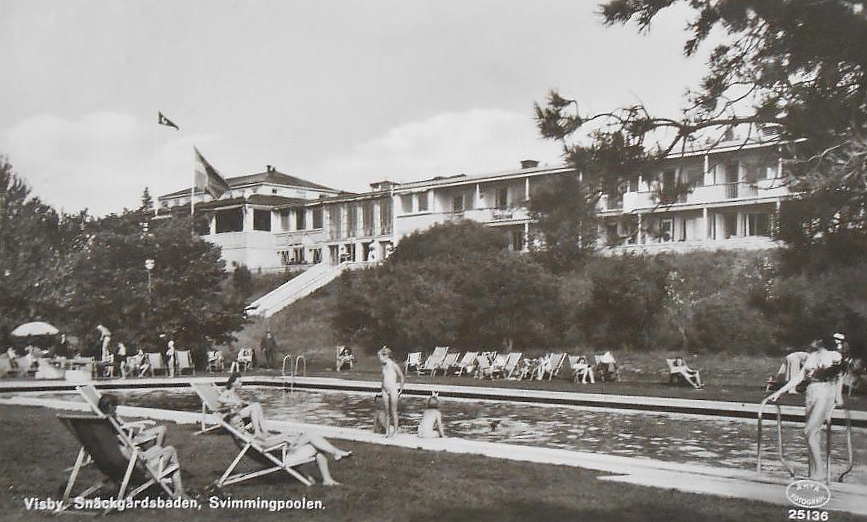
[
  {"left": 378, "top": 346, "right": 404, "bottom": 438},
  {"left": 418, "top": 393, "right": 445, "bottom": 438}
]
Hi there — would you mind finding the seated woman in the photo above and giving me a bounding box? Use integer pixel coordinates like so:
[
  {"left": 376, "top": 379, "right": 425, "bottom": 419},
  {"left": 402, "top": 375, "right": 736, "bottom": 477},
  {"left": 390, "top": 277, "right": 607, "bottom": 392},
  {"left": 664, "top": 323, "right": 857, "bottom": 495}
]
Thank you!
[
  {"left": 224, "top": 402, "right": 352, "bottom": 486},
  {"left": 336, "top": 346, "right": 355, "bottom": 372},
  {"left": 671, "top": 356, "right": 703, "bottom": 389},
  {"left": 218, "top": 372, "right": 269, "bottom": 436},
  {"left": 98, "top": 394, "right": 184, "bottom": 495},
  {"left": 98, "top": 393, "right": 166, "bottom": 447},
  {"left": 573, "top": 356, "right": 595, "bottom": 384}
]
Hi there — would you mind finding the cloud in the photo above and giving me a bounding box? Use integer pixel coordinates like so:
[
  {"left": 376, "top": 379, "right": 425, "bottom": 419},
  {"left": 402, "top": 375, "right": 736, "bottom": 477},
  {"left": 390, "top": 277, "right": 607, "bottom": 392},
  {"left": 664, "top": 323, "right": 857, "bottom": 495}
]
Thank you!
[
  {"left": 309, "top": 109, "right": 563, "bottom": 192},
  {"left": 1, "top": 112, "right": 210, "bottom": 216}
]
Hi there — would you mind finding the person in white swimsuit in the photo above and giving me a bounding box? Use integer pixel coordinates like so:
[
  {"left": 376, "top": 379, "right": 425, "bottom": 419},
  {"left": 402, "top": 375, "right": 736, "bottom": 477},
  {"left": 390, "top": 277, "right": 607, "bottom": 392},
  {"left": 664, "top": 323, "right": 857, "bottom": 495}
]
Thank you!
[{"left": 378, "top": 346, "right": 405, "bottom": 438}]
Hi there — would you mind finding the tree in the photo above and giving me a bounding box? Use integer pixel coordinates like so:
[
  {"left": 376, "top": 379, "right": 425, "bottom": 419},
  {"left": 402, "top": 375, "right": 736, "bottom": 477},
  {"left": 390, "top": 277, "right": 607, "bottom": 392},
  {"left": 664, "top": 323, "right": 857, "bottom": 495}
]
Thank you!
[
  {"left": 535, "top": 1, "right": 867, "bottom": 250},
  {"left": 56, "top": 208, "right": 247, "bottom": 360}
]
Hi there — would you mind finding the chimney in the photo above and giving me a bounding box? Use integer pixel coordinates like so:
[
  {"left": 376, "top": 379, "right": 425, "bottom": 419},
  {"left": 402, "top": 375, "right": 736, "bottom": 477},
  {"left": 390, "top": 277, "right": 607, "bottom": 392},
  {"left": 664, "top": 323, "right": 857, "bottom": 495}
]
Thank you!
[{"left": 520, "top": 159, "right": 539, "bottom": 169}]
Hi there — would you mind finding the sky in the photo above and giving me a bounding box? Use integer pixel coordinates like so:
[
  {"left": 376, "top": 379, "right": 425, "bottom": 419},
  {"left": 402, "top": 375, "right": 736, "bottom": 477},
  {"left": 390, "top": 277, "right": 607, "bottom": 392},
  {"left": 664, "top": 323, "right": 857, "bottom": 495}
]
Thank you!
[{"left": 0, "top": 0, "right": 715, "bottom": 216}]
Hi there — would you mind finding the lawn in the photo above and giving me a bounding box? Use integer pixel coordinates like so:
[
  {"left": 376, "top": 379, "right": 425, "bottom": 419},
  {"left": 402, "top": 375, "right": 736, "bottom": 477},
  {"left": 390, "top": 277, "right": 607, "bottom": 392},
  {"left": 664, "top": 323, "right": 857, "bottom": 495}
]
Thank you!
[{"left": 2, "top": 405, "right": 861, "bottom": 522}]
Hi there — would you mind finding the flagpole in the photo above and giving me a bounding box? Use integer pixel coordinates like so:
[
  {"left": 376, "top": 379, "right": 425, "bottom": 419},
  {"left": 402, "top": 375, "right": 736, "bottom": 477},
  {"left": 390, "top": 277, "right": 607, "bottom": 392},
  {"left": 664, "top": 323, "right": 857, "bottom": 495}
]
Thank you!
[
  {"left": 191, "top": 147, "right": 196, "bottom": 218},
  {"left": 153, "top": 118, "right": 159, "bottom": 217}
]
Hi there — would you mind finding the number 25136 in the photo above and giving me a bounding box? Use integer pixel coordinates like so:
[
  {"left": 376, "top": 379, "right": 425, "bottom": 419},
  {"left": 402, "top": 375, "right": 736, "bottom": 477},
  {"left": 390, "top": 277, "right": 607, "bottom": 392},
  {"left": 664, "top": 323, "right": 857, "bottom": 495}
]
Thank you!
[{"left": 789, "top": 509, "right": 829, "bottom": 521}]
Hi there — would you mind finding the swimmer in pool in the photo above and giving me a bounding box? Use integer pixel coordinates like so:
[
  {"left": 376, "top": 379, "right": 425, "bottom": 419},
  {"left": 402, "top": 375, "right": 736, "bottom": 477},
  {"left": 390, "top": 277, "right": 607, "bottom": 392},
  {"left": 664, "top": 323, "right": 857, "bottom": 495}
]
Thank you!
[
  {"left": 418, "top": 393, "right": 445, "bottom": 438},
  {"left": 378, "top": 346, "right": 405, "bottom": 438}
]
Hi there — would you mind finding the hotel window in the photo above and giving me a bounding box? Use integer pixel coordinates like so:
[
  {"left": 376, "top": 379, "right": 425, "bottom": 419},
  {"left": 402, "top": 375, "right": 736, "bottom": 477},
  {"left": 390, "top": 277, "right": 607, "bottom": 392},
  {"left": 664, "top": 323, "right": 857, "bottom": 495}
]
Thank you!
[
  {"left": 280, "top": 210, "right": 291, "bottom": 231},
  {"left": 253, "top": 209, "right": 271, "bottom": 231},
  {"left": 312, "top": 207, "right": 323, "bottom": 229},
  {"left": 495, "top": 187, "right": 508, "bottom": 210},
  {"left": 417, "top": 192, "right": 429, "bottom": 212},
  {"left": 745, "top": 213, "right": 771, "bottom": 236},
  {"left": 295, "top": 209, "right": 306, "bottom": 230},
  {"left": 453, "top": 195, "right": 465, "bottom": 213},
  {"left": 659, "top": 218, "right": 674, "bottom": 242},
  {"left": 401, "top": 194, "right": 413, "bottom": 213},
  {"left": 511, "top": 229, "right": 525, "bottom": 251},
  {"left": 684, "top": 166, "right": 704, "bottom": 187},
  {"left": 215, "top": 208, "right": 244, "bottom": 233},
  {"left": 293, "top": 247, "right": 306, "bottom": 264},
  {"left": 347, "top": 204, "right": 357, "bottom": 237}
]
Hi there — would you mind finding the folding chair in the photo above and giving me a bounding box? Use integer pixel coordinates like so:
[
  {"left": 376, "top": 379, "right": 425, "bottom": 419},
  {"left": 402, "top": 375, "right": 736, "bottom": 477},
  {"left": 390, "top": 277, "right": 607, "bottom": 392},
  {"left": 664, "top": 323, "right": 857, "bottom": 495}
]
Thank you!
[
  {"left": 146, "top": 352, "right": 167, "bottom": 377},
  {"left": 475, "top": 354, "right": 494, "bottom": 379},
  {"left": 541, "top": 352, "right": 568, "bottom": 380},
  {"left": 454, "top": 352, "right": 478, "bottom": 377},
  {"left": 417, "top": 346, "right": 449, "bottom": 376},
  {"left": 488, "top": 353, "right": 509, "bottom": 379},
  {"left": 404, "top": 352, "right": 422, "bottom": 374},
  {"left": 208, "top": 350, "right": 225, "bottom": 373},
  {"left": 57, "top": 414, "right": 185, "bottom": 512},
  {"left": 501, "top": 352, "right": 523, "bottom": 379},
  {"left": 237, "top": 348, "right": 254, "bottom": 371},
  {"left": 437, "top": 352, "right": 460, "bottom": 376},
  {"left": 176, "top": 350, "right": 195, "bottom": 376},
  {"left": 190, "top": 383, "right": 315, "bottom": 488},
  {"left": 77, "top": 384, "right": 162, "bottom": 446},
  {"left": 335, "top": 346, "right": 355, "bottom": 372}
]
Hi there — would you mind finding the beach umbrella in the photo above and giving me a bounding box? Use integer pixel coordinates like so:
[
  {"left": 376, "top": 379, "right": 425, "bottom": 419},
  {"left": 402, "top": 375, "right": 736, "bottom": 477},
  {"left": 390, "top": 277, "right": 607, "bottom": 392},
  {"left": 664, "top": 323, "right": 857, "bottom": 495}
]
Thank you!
[{"left": 11, "top": 321, "right": 59, "bottom": 337}]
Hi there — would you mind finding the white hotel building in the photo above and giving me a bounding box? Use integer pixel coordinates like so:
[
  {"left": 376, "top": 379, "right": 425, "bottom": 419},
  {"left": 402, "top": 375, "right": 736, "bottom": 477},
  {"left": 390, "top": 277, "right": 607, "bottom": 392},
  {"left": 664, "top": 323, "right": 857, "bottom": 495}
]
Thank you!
[{"left": 158, "top": 137, "right": 791, "bottom": 272}]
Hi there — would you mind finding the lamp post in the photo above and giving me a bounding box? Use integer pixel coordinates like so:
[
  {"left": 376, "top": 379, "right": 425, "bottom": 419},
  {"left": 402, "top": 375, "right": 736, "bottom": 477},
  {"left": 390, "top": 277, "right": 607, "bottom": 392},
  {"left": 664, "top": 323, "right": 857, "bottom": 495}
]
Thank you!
[{"left": 144, "top": 259, "right": 155, "bottom": 296}]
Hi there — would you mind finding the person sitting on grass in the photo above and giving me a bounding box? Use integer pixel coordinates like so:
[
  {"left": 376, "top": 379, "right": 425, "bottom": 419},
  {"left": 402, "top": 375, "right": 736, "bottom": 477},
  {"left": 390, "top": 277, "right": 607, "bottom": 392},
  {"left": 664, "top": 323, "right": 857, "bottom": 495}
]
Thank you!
[
  {"left": 671, "top": 356, "right": 704, "bottom": 389},
  {"left": 418, "top": 393, "right": 445, "bottom": 438},
  {"left": 218, "top": 372, "right": 269, "bottom": 436}
]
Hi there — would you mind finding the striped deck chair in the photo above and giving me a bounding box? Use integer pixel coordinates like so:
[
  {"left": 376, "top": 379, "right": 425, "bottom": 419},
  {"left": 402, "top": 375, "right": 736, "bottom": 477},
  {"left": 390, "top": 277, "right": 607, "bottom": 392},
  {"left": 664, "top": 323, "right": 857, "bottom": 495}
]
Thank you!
[
  {"left": 190, "top": 383, "right": 316, "bottom": 488},
  {"left": 404, "top": 352, "right": 423, "bottom": 374},
  {"left": 417, "top": 346, "right": 449, "bottom": 376},
  {"left": 207, "top": 350, "right": 225, "bottom": 373},
  {"left": 77, "top": 384, "right": 163, "bottom": 446},
  {"left": 454, "top": 352, "right": 478, "bottom": 377},
  {"left": 175, "top": 350, "right": 195, "bottom": 376},
  {"left": 146, "top": 352, "right": 167, "bottom": 377},
  {"left": 488, "top": 353, "right": 509, "bottom": 379},
  {"left": 57, "top": 414, "right": 185, "bottom": 512},
  {"left": 437, "top": 352, "right": 460, "bottom": 376}
]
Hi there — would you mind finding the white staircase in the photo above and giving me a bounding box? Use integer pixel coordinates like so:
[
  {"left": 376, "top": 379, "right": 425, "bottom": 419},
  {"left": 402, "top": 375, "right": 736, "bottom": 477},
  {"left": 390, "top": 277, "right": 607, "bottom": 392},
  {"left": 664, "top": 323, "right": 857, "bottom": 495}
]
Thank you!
[{"left": 245, "top": 262, "right": 366, "bottom": 318}]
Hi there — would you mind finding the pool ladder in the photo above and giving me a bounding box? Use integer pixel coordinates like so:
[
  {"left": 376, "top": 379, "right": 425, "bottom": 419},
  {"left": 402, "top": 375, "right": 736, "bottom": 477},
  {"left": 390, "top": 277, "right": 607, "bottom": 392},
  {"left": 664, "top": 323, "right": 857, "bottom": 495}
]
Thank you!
[
  {"left": 281, "top": 354, "right": 306, "bottom": 394},
  {"left": 756, "top": 397, "right": 854, "bottom": 483}
]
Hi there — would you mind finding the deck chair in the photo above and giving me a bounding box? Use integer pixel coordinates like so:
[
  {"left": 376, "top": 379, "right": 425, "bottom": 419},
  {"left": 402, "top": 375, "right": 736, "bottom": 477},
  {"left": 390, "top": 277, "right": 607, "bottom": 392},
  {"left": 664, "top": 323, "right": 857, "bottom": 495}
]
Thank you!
[
  {"left": 454, "top": 352, "right": 478, "bottom": 377},
  {"left": 501, "top": 352, "right": 523, "bottom": 379},
  {"left": 77, "top": 384, "right": 162, "bottom": 446},
  {"left": 16, "top": 354, "right": 37, "bottom": 377},
  {"left": 666, "top": 358, "right": 691, "bottom": 386},
  {"left": 237, "top": 347, "right": 254, "bottom": 371},
  {"left": 190, "top": 383, "right": 315, "bottom": 488},
  {"left": 335, "top": 346, "right": 355, "bottom": 372},
  {"left": 594, "top": 353, "right": 621, "bottom": 382},
  {"left": 146, "top": 352, "right": 167, "bottom": 376},
  {"left": 0, "top": 354, "right": 16, "bottom": 377},
  {"left": 542, "top": 352, "right": 568, "bottom": 380},
  {"left": 417, "top": 346, "right": 449, "bottom": 376},
  {"left": 57, "top": 414, "right": 184, "bottom": 512},
  {"left": 208, "top": 350, "right": 225, "bottom": 373},
  {"left": 437, "top": 352, "right": 460, "bottom": 376},
  {"left": 176, "top": 350, "right": 195, "bottom": 376},
  {"left": 488, "top": 353, "right": 509, "bottom": 379},
  {"left": 404, "top": 352, "right": 423, "bottom": 374},
  {"left": 570, "top": 355, "right": 595, "bottom": 383},
  {"left": 475, "top": 354, "right": 494, "bottom": 379}
]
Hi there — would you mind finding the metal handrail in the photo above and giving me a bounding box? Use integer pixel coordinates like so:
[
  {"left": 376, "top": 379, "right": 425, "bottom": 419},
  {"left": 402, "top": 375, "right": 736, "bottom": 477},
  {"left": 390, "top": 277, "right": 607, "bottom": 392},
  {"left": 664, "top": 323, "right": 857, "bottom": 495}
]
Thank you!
[
  {"left": 281, "top": 354, "right": 294, "bottom": 393},
  {"left": 757, "top": 396, "right": 855, "bottom": 483},
  {"left": 290, "top": 356, "right": 306, "bottom": 394}
]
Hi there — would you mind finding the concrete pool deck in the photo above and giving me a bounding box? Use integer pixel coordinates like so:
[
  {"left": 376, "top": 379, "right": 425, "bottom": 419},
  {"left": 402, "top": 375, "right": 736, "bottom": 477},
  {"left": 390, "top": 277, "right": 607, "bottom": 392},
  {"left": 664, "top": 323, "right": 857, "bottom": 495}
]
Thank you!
[
  {"left": 1, "top": 394, "right": 865, "bottom": 516},
  {"left": 1, "top": 377, "right": 866, "bottom": 515}
]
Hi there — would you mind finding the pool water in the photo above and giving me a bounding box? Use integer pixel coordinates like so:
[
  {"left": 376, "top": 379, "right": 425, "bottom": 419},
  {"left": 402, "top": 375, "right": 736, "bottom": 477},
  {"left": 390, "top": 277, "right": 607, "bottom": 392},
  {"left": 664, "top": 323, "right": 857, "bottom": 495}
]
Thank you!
[{"left": 36, "top": 387, "right": 867, "bottom": 484}]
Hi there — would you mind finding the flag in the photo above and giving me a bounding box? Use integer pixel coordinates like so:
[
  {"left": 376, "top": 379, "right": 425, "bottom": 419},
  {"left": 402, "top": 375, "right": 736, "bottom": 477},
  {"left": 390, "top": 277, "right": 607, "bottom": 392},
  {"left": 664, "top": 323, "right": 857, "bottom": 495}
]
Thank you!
[
  {"left": 194, "top": 147, "right": 231, "bottom": 199},
  {"left": 158, "top": 111, "right": 180, "bottom": 131}
]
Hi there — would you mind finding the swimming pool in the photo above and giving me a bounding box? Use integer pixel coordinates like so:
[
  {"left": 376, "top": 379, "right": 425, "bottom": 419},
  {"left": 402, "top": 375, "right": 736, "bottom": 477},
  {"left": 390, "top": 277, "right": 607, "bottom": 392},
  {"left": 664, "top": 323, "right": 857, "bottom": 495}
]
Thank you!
[{"left": 32, "top": 386, "right": 867, "bottom": 484}]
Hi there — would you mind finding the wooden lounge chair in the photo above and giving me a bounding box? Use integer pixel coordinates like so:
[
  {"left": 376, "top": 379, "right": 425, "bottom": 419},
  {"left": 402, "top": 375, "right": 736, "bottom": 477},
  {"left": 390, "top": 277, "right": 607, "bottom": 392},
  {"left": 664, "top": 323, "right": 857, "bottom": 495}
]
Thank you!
[
  {"left": 488, "top": 353, "right": 509, "bottom": 379},
  {"left": 237, "top": 347, "right": 254, "bottom": 371},
  {"left": 454, "top": 352, "right": 478, "bottom": 377},
  {"left": 146, "top": 352, "right": 167, "bottom": 377},
  {"left": 594, "top": 353, "right": 621, "bottom": 382},
  {"left": 77, "top": 384, "right": 162, "bottom": 446},
  {"left": 541, "top": 352, "right": 568, "bottom": 380},
  {"left": 57, "top": 413, "right": 184, "bottom": 512},
  {"left": 335, "top": 346, "right": 355, "bottom": 372},
  {"left": 190, "top": 382, "right": 315, "bottom": 488},
  {"left": 437, "top": 352, "right": 460, "bottom": 376},
  {"left": 207, "top": 350, "right": 225, "bottom": 373},
  {"left": 417, "top": 346, "right": 449, "bottom": 376},
  {"left": 404, "top": 352, "right": 422, "bottom": 374},
  {"left": 175, "top": 350, "right": 195, "bottom": 376},
  {"left": 570, "top": 355, "right": 595, "bottom": 383},
  {"left": 501, "top": 352, "right": 523, "bottom": 379},
  {"left": 475, "top": 354, "right": 494, "bottom": 379}
]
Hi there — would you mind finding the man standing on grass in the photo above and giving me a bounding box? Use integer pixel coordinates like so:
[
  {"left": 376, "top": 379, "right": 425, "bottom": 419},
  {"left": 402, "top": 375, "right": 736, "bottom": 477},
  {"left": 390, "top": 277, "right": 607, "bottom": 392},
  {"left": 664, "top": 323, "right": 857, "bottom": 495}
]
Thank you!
[{"left": 260, "top": 330, "right": 277, "bottom": 369}]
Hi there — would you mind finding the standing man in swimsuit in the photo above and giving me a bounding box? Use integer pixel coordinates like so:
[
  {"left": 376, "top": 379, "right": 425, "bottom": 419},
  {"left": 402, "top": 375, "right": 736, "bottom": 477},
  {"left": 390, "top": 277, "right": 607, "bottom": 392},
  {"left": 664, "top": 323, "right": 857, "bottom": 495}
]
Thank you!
[{"left": 378, "top": 346, "right": 404, "bottom": 438}]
